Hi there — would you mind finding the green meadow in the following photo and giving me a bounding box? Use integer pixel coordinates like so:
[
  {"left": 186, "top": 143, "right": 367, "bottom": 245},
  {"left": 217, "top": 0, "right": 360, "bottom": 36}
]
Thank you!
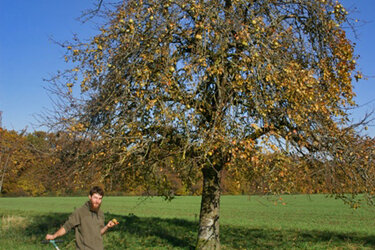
[{"left": 1, "top": 195, "right": 375, "bottom": 249}]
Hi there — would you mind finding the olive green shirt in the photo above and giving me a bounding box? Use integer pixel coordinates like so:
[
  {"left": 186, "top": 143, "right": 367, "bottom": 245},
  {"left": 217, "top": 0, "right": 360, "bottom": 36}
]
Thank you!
[{"left": 63, "top": 201, "right": 105, "bottom": 250}]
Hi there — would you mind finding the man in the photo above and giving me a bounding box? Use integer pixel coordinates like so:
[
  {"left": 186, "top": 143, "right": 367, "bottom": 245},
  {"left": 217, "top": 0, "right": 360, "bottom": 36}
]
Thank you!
[{"left": 45, "top": 186, "right": 119, "bottom": 250}]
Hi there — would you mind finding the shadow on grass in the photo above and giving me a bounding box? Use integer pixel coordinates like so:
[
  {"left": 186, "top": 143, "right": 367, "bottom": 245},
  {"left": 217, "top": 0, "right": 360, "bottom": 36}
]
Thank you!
[
  {"left": 221, "top": 226, "right": 375, "bottom": 249},
  {"left": 6, "top": 212, "right": 375, "bottom": 249}
]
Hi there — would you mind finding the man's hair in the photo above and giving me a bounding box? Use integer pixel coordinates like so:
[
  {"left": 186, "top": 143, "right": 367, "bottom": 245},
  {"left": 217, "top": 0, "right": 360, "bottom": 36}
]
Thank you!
[{"left": 89, "top": 186, "right": 104, "bottom": 197}]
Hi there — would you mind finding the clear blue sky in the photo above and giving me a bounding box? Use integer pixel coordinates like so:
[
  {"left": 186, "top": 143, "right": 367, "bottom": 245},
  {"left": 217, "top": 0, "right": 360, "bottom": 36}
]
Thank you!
[{"left": 1, "top": 0, "right": 374, "bottom": 136}]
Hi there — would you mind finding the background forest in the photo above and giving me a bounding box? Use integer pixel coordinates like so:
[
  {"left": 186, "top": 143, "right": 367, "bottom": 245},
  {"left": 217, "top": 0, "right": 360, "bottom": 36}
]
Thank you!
[{"left": 1, "top": 127, "right": 374, "bottom": 197}]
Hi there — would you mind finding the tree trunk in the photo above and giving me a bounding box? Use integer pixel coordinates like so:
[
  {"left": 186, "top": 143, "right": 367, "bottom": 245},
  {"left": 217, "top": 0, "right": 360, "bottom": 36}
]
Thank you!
[
  {"left": 0, "top": 154, "right": 10, "bottom": 193},
  {"left": 196, "top": 165, "right": 222, "bottom": 249}
]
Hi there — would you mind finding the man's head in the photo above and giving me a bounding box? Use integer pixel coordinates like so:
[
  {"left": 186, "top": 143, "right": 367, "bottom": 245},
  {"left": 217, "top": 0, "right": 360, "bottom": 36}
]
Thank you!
[{"left": 88, "top": 186, "right": 104, "bottom": 212}]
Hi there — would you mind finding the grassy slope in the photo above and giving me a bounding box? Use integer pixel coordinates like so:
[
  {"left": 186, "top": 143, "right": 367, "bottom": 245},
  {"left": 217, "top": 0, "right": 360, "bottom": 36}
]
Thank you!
[{"left": 1, "top": 195, "right": 375, "bottom": 249}]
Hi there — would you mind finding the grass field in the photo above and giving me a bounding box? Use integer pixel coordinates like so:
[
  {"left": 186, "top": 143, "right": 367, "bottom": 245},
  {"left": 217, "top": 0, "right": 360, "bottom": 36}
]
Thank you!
[{"left": 1, "top": 194, "right": 375, "bottom": 249}]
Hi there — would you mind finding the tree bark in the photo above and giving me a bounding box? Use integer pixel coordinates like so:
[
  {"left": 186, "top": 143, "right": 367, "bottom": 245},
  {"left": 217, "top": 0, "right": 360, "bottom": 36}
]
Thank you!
[
  {"left": 0, "top": 154, "right": 10, "bottom": 193},
  {"left": 196, "top": 165, "right": 222, "bottom": 249}
]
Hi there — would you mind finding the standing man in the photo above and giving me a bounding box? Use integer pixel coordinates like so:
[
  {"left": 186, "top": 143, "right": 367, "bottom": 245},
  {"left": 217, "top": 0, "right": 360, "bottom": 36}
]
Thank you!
[{"left": 45, "top": 186, "right": 119, "bottom": 250}]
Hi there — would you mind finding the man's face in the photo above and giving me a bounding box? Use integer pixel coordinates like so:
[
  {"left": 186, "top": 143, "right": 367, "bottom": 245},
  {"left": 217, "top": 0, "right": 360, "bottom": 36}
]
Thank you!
[{"left": 89, "top": 193, "right": 103, "bottom": 211}]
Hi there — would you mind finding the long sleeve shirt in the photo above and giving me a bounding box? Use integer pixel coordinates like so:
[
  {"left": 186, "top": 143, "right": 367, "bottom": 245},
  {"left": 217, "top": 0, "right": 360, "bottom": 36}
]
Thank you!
[{"left": 63, "top": 201, "right": 105, "bottom": 250}]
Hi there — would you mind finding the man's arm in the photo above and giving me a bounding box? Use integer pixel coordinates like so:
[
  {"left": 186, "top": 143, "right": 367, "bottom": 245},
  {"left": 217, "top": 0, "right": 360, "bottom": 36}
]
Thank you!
[
  {"left": 45, "top": 227, "right": 67, "bottom": 240},
  {"left": 46, "top": 206, "right": 79, "bottom": 240},
  {"left": 101, "top": 220, "right": 118, "bottom": 235}
]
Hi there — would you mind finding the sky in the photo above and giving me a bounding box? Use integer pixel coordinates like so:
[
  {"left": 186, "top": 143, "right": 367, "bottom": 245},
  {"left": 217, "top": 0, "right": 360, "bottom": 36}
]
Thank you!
[{"left": 0, "top": 0, "right": 374, "bottom": 136}]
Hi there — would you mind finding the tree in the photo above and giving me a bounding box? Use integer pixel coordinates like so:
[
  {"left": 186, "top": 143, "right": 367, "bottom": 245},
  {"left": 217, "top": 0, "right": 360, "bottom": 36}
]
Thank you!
[
  {"left": 46, "top": 0, "right": 373, "bottom": 248},
  {"left": 0, "top": 128, "right": 11, "bottom": 193},
  {"left": 48, "top": 131, "right": 108, "bottom": 194},
  {"left": 0, "top": 128, "right": 28, "bottom": 194},
  {"left": 0, "top": 129, "right": 48, "bottom": 196}
]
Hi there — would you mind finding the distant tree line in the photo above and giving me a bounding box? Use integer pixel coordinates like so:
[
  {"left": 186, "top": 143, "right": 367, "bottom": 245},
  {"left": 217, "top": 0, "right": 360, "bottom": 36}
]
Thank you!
[{"left": 1, "top": 127, "right": 374, "bottom": 197}]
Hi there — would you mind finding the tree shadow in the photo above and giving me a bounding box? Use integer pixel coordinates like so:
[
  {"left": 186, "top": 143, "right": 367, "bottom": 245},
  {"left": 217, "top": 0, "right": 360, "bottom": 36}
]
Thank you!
[
  {"left": 12, "top": 212, "right": 375, "bottom": 249},
  {"left": 221, "top": 226, "right": 375, "bottom": 249},
  {"left": 102, "top": 213, "right": 197, "bottom": 249},
  {"left": 25, "top": 212, "right": 70, "bottom": 236}
]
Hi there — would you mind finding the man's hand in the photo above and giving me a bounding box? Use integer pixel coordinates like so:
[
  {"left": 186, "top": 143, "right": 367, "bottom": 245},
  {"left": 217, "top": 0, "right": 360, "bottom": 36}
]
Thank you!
[
  {"left": 45, "top": 234, "right": 56, "bottom": 240},
  {"left": 107, "top": 218, "right": 119, "bottom": 228},
  {"left": 101, "top": 218, "right": 119, "bottom": 235},
  {"left": 45, "top": 227, "right": 66, "bottom": 240}
]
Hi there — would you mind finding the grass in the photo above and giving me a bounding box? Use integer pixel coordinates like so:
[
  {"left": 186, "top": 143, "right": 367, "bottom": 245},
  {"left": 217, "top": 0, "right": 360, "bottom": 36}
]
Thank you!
[{"left": 1, "top": 194, "right": 375, "bottom": 249}]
